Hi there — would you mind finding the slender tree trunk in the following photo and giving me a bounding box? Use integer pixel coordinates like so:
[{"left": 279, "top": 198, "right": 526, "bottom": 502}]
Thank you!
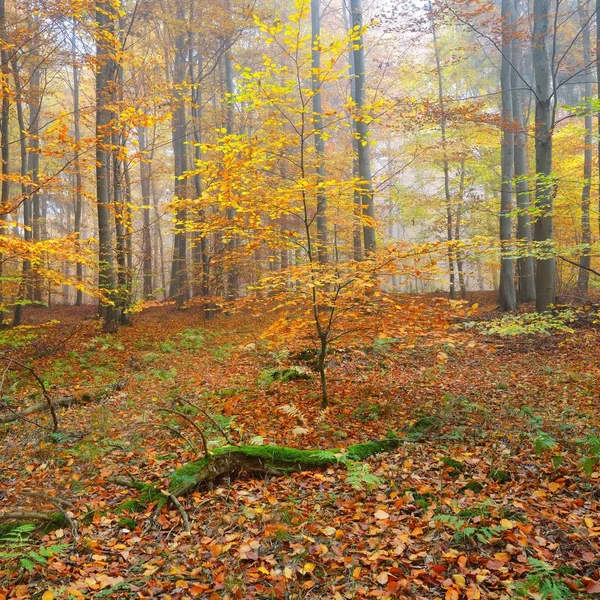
[
  {"left": 532, "top": 0, "right": 556, "bottom": 311},
  {"left": 29, "top": 62, "right": 42, "bottom": 305},
  {"left": 499, "top": 0, "right": 517, "bottom": 311},
  {"left": 169, "top": 13, "right": 189, "bottom": 306},
  {"left": 72, "top": 22, "right": 84, "bottom": 307},
  {"left": 597, "top": 0, "right": 600, "bottom": 239},
  {"left": 455, "top": 159, "right": 467, "bottom": 299},
  {"left": 12, "top": 60, "right": 29, "bottom": 326},
  {"left": 189, "top": 48, "right": 210, "bottom": 299},
  {"left": 312, "top": 0, "right": 328, "bottom": 263},
  {"left": 0, "top": 0, "right": 9, "bottom": 325},
  {"left": 138, "top": 125, "right": 153, "bottom": 298},
  {"left": 577, "top": 0, "right": 593, "bottom": 300},
  {"left": 511, "top": 0, "right": 536, "bottom": 303},
  {"left": 349, "top": 0, "right": 375, "bottom": 253},
  {"left": 95, "top": 0, "right": 119, "bottom": 328},
  {"left": 343, "top": 0, "right": 362, "bottom": 260},
  {"left": 224, "top": 44, "right": 239, "bottom": 299},
  {"left": 430, "top": 0, "right": 455, "bottom": 299}
]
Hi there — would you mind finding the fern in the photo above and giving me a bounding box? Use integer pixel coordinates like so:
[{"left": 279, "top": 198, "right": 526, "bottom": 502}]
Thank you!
[
  {"left": 434, "top": 513, "right": 506, "bottom": 545},
  {"left": 0, "top": 523, "right": 36, "bottom": 546},
  {"left": 512, "top": 558, "right": 572, "bottom": 600},
  {"left": 345, "top": 462, "right": 382, "bottom": 492}
]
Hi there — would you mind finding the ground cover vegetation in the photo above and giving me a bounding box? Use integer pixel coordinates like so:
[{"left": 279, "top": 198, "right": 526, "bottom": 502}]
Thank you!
[{"left": 1, "top": 0, "right": 600, "bottom": 597}]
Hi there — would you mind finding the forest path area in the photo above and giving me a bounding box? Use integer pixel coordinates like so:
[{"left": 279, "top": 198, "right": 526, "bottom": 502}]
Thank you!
[{"left": 1, "top": 300, "right": 600, "bottom": 599}]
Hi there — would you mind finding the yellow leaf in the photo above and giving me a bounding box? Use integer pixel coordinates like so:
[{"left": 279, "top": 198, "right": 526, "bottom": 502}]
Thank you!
[
  {"left": 42, "top": 592, "right": 54, "bottom": 600},
  {"left": 284, "top": 567, "right": 294, "bottom": 579},
  {"left": 500, "top": 519, "right": 515, "bottom": 529},
  {"left": 452, "top": 574, "right": 466, "bottom": 588},
  {"left": 352, "top": 566, "right": 361, "bottom": 579},
  {"left": 303, "top": 562, "right": 316, "bottom": 573}
]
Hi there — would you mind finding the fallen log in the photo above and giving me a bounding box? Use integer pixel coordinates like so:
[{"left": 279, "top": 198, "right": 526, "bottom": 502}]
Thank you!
[
  {"left": 169, "top": 437, "right": 401, "bottom": 496},
  {"left": 0, "top": 381, "right": 126, "bottom": 425}
]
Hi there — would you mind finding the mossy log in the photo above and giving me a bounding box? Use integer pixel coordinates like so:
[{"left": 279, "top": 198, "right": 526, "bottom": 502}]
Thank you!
[{"left": 169, "top": 437, "right": 400, "bottom": 496}]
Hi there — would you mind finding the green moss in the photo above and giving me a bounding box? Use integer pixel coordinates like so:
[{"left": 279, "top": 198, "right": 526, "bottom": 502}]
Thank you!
[
  {"left": 460, "top": 480, "right": 484, "bottom": 494},
  {"left": 168, "top": 436, "right": 401, "bottom": 495},
  {"left": 441, "top": 457, "right": 466, "bottom": 474},
  {"left": 118, "top": 517, "right": 137, "bottom": 530},
  {"left": 489, "top": 469, "right": 511, "bottom": 483},
  {"left": 116, "top": 499, "right": 145, "bottom": 514},
  {"left": 347, "top": 438, "right": 400, "bottom": 460}
]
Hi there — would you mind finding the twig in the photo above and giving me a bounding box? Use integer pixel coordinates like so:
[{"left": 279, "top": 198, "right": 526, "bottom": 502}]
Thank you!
[
  {"left": 107, "top": 476, "right": 191, "bottom": 533},
  {"left": 179, "top": 396, "right": 236, "bottom": 446},
  {"left": 0, "top": 355, "right": 58, "bottom": 431},
  {"left": 21, "top": 491, "right": 73, "bottom": 508},
  {"left": 168, "top": 494, "right": 190, "bottom": 532},
  {"left": 161, "top": 424, "right": 197, "bottom": 452},
  {"left": 159, "top": 407, "right": 209, "bottom": 458},
  {"left": 559, "top": 255, "right": 600, "bottom": 278},
  {"left": 0, "top": 511, "right": 57, "bottom": 522}
]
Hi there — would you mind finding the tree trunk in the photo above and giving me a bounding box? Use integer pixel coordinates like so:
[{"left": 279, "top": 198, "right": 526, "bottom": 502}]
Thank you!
[
  {"left": 168, "top": 12, "right": 189, "bottom": 306},
  {"left": 12, "top": 59, "right": 29, "bottom": 326},
  {"left": 311, "top": 0, "right": 328, "bottom": 263},
  {"left": 430, "top": 0, "right": 455, "bottom": 299},
  {"left": 342, "top": 0, "right": 362, "bottom": 261},
  {"left": 349, "top": 0, "right": 375, "bottom": 253},
  {"left": 455, "top": 160, "right": 467, "bottom": 299},
  {"left": 511, "top": 0, "right": 536, "bottom": 303},
  {"left": 72, "top": 21, "right": 84, "bottom": 307},
  {"left": 224, "top": 45, "right": 239, "bottom": 300},
  {"left": 29, "top": 59, "right": 42, "bottom": 305},
  {"left": 95, "top": 0, "right": 119, "bottom": 328},
  {"left": 532, "top": 0, "right": 556, "bottom": 312},
  {"left": 138, "top": 125, "right": 154, "bottom": 298},
  {"left": 577, "top": 0, "right": 593, "bottom": 300},
  {"left": 498, "top": 0, "right": 517, "bottom": 311},
  {"left": 189, "top": 47, "right": 210, "bottom": 299}
]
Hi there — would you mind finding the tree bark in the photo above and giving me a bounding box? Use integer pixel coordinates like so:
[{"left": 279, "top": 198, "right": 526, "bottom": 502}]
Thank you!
[
  {"left": 430, "top": 0, "right": 456, "bottom": 299},
  {"left": 72, "top": 21, "right": 84, "bottom": 307},
  {"left": 532, "top": 0, "right": 556, "bottom": 311},
  {"left": 349, "top": 0, "right": 375, "bottom": 254},
  {"left": 498, "top": 0, "right": 517, "bottom": 311},
  {"left": 577, "top": 0, "right": 593, "bottom": 300},
  {"left": 12, "top": 59, "right": 30, "bottom": 326},
  {"left": 95, "top": 0, "right": 119, "bottom": 328},
  {"left": 168, "top": 9, "right": 189, "bottom": 306},
  {"left": 312, "top": 0, "right": 328, "bottom": 263},
  {"left": 138, "top": 125, "right": 154, "bottom": 298},
  {"left": 511, "top": 0, "right": 536, "bottom": 303}
]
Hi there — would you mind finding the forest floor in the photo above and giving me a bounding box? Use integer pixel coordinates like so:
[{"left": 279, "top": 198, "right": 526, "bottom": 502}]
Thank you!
[{"left": 1, "top": 294, "right": 599, "bottom": 599}]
